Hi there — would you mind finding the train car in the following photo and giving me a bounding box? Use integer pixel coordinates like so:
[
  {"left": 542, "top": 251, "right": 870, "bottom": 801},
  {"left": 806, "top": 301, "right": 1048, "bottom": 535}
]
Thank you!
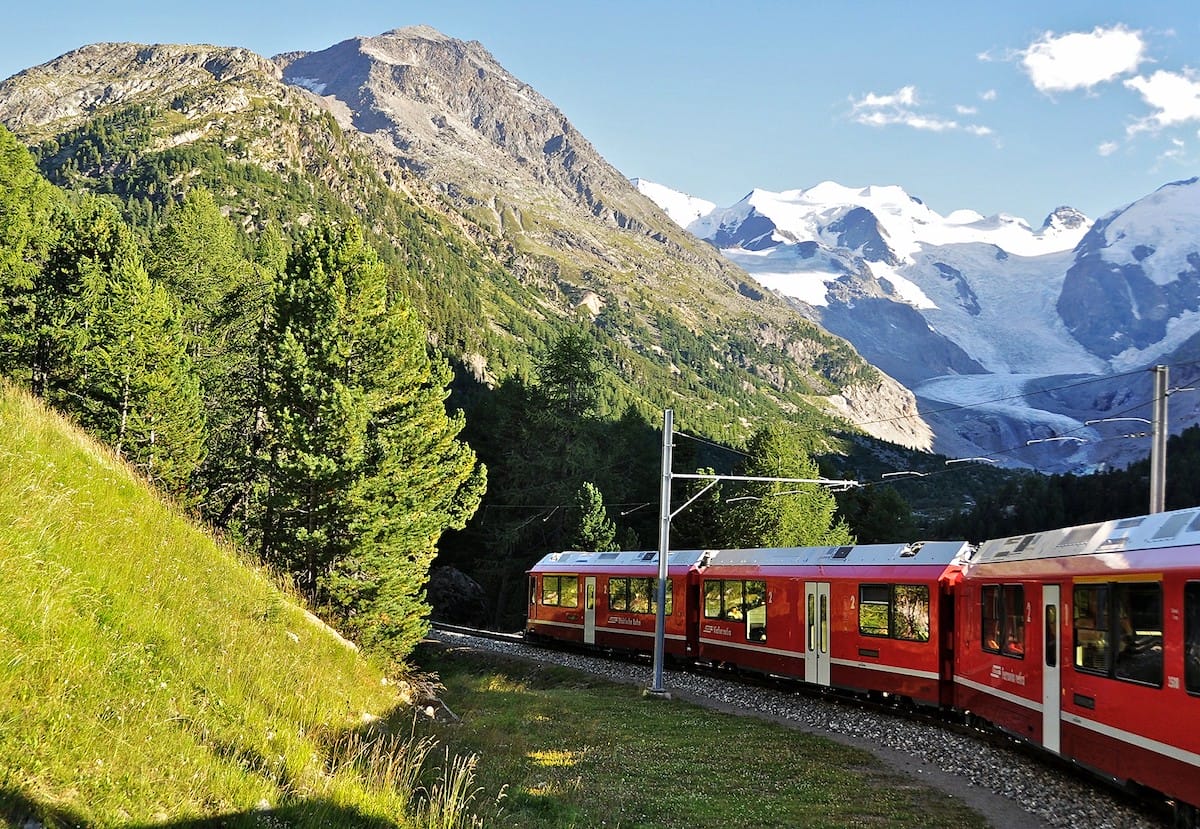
[
  {"left": 956, "top": 507, "right": 1200, "bottom": 819},
  {"left": 696, "top": 542, "right": 971, "bottom": 707},
  {"left": 525, "top": 549, "right": 707, "bottom": 657}
]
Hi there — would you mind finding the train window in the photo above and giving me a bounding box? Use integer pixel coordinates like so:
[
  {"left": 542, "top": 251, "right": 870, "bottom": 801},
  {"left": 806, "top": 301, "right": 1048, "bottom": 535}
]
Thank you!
[
  {"left": 609, "top": 578, "right": 672, "bottom": 615},
  {"left": 630, "top": 579, "right": 651, "bottom": 614},
  {"left": 541, "top": 575, "right": 578, "bottom": 608},
  {"left": 723, "top": 581, "right": 745, "bottom": 621},
  {"left": 894, "top": 585, "right": 930, "bottom": 642},
  {"left": 1114, "top": 582, "right": 1162, "bottom": 687},
  {"left": 859, "top": 584, "right": 890, "bottom": 636},
  {"left": 820, "top": 593, "right": 829, "bottom": 653},
  {"left": 609, "top": 578, "right": 631, "bottom": 611},
  {"left": 1075, "top": 582, "right": 1162, "bottom": 686},
  {"left": 859, "top": 584, "right": 929, "bottom": 641},
  {"left": 1002, "top": 587, "right": 1025, "bottom": 657},
  {"left": 982, "top": 585, "right": 1024, "bottom": 657},
  {"left": 1186, "top": 582, "right": 1200, "bottom": 695},
  {"left": 982, "top": 586, "right": 1002, "bottom": 653},
  {"left": 704, "top": 580, "right": 722, "bottom": 618},
  {"left": 703, "top": 579, "right": 765, "bottom": 639},
  {"left": 1074, "top": 584, "right": 1111, "bottom": 674},
  {"left": 807, "top": 593, "right": 816, "bottom": 652},
  {"left": 746, "top": 581, "right": 767, "bottom": 641},
  {"left": 529, "top": 576, "right": 536, "bottom": 607},
  {"left": 1045, "top": 605, "right": 1057, "bottom": 668}
]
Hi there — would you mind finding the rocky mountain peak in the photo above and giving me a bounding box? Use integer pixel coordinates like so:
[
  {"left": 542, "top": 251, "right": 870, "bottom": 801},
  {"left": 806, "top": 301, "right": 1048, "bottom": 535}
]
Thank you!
[
  {"left": 1041, "top": 205, "right": 1088, "bottom": 232},
  {"left": 0, "top": 42, "right": 281, "bottom": 135},
  {"left": 278, "top": 30, "right": 587, "bottom": 195}
]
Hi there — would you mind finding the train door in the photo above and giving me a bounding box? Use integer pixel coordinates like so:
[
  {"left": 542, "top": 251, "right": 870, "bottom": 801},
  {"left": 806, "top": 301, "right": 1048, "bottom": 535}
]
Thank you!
[
  {"left": 584, "top": 577, "right": 597, "bottom": 645},
  {"left": 804, "top": 582, "right": 831, "bottom": 686},
  {"left": 1042, "top": 584, "right": 1061, "bottom": 753}
]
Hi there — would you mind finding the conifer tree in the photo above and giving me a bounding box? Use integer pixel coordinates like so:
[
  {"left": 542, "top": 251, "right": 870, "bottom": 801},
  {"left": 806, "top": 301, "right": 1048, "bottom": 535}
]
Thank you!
[
  {"left": 74, "top": 254, "right": 206, "bottom": 492},
  {"left": 259, "top": 221, "right": 485, "bottom": 659},
  {"left": 570, "top": 481, "right": 618, "bottom": 551},
  {"left": 0, "top": 126, "right": 62, "bottom": 384},
  {"left": 721, "top": 423, "right": 853, "bottom": 548},
  {"left": 147, "top": 188, "right": 266, "bottom": 515},
  {"left": 48, "top": 197, "right": 206, "bottom": 494},
  {"left": 535, "top": 327, "right": 602, "bottom": 419}
]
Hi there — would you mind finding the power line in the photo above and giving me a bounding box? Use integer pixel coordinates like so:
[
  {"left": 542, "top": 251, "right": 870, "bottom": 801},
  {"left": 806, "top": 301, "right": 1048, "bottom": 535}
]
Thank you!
[{"left": 673, "top": 429, "right": 750, "bottom": 458}]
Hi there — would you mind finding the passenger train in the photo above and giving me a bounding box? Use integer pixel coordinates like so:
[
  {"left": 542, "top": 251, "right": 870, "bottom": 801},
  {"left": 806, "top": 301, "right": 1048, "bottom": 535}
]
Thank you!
[{"left": 525, "top": 506, "right": 1200, "bottom": 826}]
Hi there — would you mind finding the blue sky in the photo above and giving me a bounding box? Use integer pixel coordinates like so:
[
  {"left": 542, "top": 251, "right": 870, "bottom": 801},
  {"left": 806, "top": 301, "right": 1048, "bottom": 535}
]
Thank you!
[{"left": 3, "top": 1, "right": 1198, "bottom": 223}]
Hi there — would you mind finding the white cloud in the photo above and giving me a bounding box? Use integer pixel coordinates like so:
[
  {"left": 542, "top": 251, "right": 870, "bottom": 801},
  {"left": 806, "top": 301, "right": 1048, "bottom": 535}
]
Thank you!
[
  {"left": 955, "top": 104, "right": 978, "bottom": 115},
  {"left": 1021, "top": 25, "right": 1146, "bottom": 93},
  {"left": 849, "top": 86, "right": 993, "bottom": 137},
  {"left": 851, "top": 85, "right": 918, "bottom": 111},
  {"left": 981, "top": 89, "right": 997, "bottom": 101},
  {"left": 1098, "top": 141, "right": 1119, "bottom": 156},
  {"left": 1124, "top": 70, "right": 1200, "bottom": 133}
]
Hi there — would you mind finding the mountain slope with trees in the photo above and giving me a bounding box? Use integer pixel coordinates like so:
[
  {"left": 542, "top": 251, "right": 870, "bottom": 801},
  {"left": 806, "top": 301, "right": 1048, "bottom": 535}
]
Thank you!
[
  {"left": 0, "top": 126, "right": 482, "bottom": 659},
  {"left": 0, "top": 35, "right": 942, "bottom": 627},
  {"left": 0, "top": 383, "right": 488, "bottom": 826},
  {"left": 0, "top": 36, "right": 928, "bottom": 450}
]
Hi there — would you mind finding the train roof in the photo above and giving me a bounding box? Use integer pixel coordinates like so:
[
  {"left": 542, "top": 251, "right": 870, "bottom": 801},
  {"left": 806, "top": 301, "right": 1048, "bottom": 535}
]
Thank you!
[
  {"left": 703, "top": 541, "right": 973, "bottom": 569},
  {"left": 528, "top": 542, "right": 975, "bottom": 575},
  {"left": 969, "top": 505, "right": 1200, "bottom": 569},
  {"left": 527, "top": 549, "right": 708, "bottom": 573}
]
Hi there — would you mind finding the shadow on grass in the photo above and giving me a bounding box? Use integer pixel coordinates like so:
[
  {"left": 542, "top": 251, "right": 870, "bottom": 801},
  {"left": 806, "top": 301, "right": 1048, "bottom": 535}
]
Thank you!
[{"left": 1, "top": 785, "right": 399, "bottom": 828}]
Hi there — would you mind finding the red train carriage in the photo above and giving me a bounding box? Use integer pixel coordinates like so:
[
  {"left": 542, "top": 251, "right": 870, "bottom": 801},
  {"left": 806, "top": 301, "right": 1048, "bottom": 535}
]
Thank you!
[
  {"left": 956, "top": 507, "right": 1200, "bottom": 816},
  {"left": 696, "top": 542, "right": 970, "bottom": 707},
  {"left": 525, "top": 550, "right": 707, "bottom": 657}
]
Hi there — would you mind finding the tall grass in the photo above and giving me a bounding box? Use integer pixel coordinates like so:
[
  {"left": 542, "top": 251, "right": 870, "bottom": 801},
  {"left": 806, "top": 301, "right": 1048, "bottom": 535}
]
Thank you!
[{"left": 0, "top": 384, "right": 495, "bottom": 827}]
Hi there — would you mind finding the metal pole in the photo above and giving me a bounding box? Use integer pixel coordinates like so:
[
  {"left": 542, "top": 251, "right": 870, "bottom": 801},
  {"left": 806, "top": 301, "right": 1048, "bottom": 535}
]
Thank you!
[
  {"left": 1150, "top": 365, "right": 1168, "bottom": 514},
  {"left": 649, "top": 408, "right": 673, "bottom": 697}
]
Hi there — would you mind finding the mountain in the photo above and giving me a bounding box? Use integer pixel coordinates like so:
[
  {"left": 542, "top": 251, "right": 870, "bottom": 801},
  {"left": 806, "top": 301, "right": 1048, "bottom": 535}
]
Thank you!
[
  {"left": 0, "top": 30, "right": 930, "bottom": 450},
  {"left": 638, "top": 178, "right": 1200, "bottom": 473},
  {"left": 630, "top": 177, "right": 716, "bottom": 227}
]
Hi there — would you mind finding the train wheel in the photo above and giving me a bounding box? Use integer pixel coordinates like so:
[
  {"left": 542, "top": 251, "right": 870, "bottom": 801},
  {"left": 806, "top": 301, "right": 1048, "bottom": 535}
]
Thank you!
[{"left": 1175, "top": 801, "right": 1198, "bottom": 829}]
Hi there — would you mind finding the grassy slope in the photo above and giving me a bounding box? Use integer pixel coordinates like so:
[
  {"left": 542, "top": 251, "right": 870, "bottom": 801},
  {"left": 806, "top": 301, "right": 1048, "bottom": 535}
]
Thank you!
[
  {"left": 416, "top": 647, "right": 987, "bottom": 829},
  {"left": 0, "top": 385, "right": 430, "bottom": 827}
]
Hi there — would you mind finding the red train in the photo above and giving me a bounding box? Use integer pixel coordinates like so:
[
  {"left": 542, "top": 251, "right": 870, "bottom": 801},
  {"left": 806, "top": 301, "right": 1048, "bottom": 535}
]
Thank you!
[{"left": 526, "top": 506, "right": 1200, "bottom": 825}]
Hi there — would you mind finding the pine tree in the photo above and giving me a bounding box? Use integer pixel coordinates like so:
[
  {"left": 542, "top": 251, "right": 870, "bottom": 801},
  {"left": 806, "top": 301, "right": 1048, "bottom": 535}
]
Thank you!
[
  {"left": 147, "top": 188, "right": 266, "bottom": 516},
  {"left": 259, "top": 221, "right": 485, "bottom": 660},
  {"left": 570, "top": 481, "right": 618, "bottom": 551},
  {"left": 50, "top": 197, "right": 206, "bottom": 494},
  {"left": 0, "top": 126, "right": 63, "bottom": 383},
  {"left": 535, "top": 327, "right": 602, "bottom": 419},
  {"left": 74, "top": 255, "right": 206, "bottom": 492},
  {"left": 721, "top": 423, "right": 853, "bottom": 548}
]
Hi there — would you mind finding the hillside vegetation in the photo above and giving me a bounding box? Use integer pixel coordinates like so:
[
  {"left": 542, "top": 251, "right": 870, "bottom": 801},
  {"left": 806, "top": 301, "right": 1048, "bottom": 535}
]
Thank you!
[{"left": 0, "top": 385, "right": 486, "bottom": 827}]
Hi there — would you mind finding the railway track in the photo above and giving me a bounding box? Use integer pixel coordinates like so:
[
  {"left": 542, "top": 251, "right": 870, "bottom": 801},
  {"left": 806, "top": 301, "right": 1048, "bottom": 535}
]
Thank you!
[{"left": 426, "top": 621, "right": 1172, "bottom": 828}]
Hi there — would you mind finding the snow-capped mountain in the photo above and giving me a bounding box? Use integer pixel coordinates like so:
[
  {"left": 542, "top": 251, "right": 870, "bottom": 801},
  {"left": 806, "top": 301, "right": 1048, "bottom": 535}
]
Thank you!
[
  {"left": 1059, "top": 178, "right": 1200, "bottom": 368},
  {"left": 639, "top": 176, "right": 1200, "bottom": 472},
  {"left": 632, "top": 178, "right": 714, "bottom": 227}
]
